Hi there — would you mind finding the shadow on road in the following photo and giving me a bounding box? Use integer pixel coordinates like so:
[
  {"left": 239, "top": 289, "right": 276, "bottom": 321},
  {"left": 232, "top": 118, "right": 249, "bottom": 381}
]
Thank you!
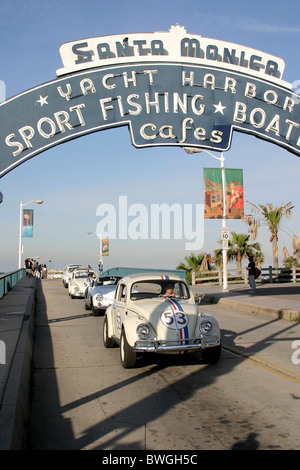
[{"left": 29, "top": 280, "right": 298, "bottom": 450}]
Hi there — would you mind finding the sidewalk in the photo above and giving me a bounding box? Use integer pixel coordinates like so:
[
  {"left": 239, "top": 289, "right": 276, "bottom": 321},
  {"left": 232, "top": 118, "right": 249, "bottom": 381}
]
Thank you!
[
  {"left": 0, "top": 276, "right": 36, "bottom": 450},
  {"left": 191, "top": 281, "right": 300, "bottom": 321}
]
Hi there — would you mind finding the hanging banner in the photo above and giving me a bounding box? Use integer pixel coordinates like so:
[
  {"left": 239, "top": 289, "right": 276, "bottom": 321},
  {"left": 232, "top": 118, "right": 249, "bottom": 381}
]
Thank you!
[
  {"left": 203, "top": 168, "right": 244, "bottom": 219},
  {"left": 22, "top": 209, "right": 34, "bottom": 237},
  {"left": 102, "top": 238, "right": 109, "bottom": 256},
  {"left": 226, "top": 168, "right": 244, "bottom": 219}
]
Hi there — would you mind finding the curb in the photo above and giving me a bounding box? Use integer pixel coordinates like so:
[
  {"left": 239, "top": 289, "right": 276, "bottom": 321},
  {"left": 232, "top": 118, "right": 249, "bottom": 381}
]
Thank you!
[
  {"left": 0, "top": 278, "right": 36, "bottom": 450},
  {"left": 201, "top": 294, "right": 300, "bottom": 322}
]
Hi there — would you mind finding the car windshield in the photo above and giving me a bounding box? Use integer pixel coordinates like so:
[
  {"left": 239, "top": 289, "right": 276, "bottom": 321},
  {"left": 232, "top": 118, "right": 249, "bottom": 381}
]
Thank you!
[
  {"left": 75, "top": 271, "right": 92, "bottom": 278},
  {"left": 130, "top": 280, "right": 190, "bottom": 300},
  {"left": 68, "top": 267, "right": 79, "bottom": 273},
  {"left": 95, "top": 276, "right": 120, "bottom": 286}
]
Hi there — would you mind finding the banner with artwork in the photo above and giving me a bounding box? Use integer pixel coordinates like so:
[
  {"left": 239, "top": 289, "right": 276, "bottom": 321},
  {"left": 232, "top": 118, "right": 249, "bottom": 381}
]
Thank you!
[
  {"left": 102, "top": 238, "right": 109, "bottom": 256},
  {"left": 22, "top": 209, "right": 34, "bottom": 237},
  {"left": 203, "top": 168, "right": 244, "bottom": 219}
]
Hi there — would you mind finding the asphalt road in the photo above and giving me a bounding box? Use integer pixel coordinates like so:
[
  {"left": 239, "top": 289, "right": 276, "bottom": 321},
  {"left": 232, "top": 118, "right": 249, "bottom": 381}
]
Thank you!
[{"left": 29, "top": 279, "right": 300, "bottom": 451}]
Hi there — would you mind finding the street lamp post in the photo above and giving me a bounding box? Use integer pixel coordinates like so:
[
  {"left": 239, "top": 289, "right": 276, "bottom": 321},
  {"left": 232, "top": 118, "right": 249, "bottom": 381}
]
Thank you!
[
  {"left": 18, "top": 199, "right": 44, "bottom": 269},
  {"left": 87, "top": 231, "right": 103, "bottom": 275},
  {"left": 185, "top": 148, "right": 229, "bottom": 292}
]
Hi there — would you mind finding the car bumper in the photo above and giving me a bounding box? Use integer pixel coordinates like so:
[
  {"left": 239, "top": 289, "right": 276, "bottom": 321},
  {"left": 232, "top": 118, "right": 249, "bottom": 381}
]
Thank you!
[
  {"left": 93, "top": 300, "right": 112, "bottom": 309},
  {"left": 133, "top": 335, "right": 220, "bottom": 353}
]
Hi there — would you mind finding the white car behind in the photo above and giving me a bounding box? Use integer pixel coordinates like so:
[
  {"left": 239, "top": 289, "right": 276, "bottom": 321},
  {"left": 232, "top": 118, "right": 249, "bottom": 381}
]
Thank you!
[
  {"left": 62, "top": 264, "right": 82, "bottom": 288},
  {"left": 68, "top": 268, "right": 96, "bottom": 298},
  {"left": 84, "top": 275, "right": 122, "bottom": 315}
]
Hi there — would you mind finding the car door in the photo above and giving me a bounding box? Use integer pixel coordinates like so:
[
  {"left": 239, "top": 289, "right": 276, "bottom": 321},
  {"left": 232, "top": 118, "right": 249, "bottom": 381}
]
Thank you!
[
  {"left": 68, "top": 272, "right": 74, "bottom": 294},
  {"left": 86, "top": 281, "right": 94, "bottom": 307},
  {"left": 111, "top": 283, "right": 127, "bottom": 340}
]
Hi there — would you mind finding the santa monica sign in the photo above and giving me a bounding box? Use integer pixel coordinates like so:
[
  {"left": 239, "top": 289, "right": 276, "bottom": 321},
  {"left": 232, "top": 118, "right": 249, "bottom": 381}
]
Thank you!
[{"left": 1, "top": 25, "right": 299, "bottom": 177}]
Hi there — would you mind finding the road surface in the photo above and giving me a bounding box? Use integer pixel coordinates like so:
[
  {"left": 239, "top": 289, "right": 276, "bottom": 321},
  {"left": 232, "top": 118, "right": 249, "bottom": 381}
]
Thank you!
[{"left": 29, "top": 279, "right": 300, "bottom": 450}]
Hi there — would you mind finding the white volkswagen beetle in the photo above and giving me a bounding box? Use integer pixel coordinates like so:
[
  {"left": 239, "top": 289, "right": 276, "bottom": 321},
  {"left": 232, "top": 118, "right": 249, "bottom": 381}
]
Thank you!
[
  {"left": 62, "top": 264, "right": 82, "bottom": 288},
  {"left": 84, "top": 275, "right": 122, "bottom": 315},
  {"left": 103, "top": 273, "right": 221, "bottom": 368},
  {"left": 68, "top": 268, "right": 96, "bottom": 298}
]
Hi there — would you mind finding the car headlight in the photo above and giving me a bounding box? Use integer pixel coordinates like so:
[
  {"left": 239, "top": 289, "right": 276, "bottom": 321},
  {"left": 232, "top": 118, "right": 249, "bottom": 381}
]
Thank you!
[
  {"left": 200, "top": 320, "right": 213, "bottom": 335},
  {"left": 95, "top": 294, "right": 103, "bottom": 301},
  {"left": 136, "top": 323, "right": 151, "bottom": 339}
]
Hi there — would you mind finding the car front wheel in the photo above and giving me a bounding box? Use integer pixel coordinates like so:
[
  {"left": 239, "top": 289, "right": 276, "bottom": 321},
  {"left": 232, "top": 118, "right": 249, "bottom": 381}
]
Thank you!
[
  {"left": 92, "top": 305, "right": 103, "bottom": 316},
  {"left": 103, "top": 316, "right": 116, "bottom": 348},
  {"left": 201, "top": 344, "right": 221, "bottom": 364},
  {"left": 120, "top": 329, "right": 137, "bottom": 368}
]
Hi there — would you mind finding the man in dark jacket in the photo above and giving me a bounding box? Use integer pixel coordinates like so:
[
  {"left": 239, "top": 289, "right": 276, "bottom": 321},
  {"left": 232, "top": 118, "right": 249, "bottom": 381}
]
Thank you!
[{"left": 247, "top": 256, "right": 256, "bottom": 294}]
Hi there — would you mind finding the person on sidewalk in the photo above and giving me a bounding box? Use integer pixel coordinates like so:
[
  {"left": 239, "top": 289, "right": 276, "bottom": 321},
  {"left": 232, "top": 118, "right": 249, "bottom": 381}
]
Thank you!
[{"left": 247, "top": 256, "right": 256, "bottom": 294}]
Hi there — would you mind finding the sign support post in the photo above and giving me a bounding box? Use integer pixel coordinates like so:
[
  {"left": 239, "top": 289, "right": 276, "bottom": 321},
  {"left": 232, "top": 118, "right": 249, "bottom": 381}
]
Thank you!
[
  {"left": 185, "top": 148, "right": 229, "bottom": 292},
  {"left": 220, "top": 152, "right": 229, "bottom": 292},
  {"left": 18, "top": 199, "right": 43, "bottom": 269}
]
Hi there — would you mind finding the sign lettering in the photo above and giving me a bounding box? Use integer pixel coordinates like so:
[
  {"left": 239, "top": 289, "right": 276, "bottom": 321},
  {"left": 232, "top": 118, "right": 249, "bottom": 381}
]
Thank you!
[
  {"left": 0, "top": 26, "right": 299, "bottom": 178},
  {"left": 57, "top": 25, "right": 286, "bottom": 85}
]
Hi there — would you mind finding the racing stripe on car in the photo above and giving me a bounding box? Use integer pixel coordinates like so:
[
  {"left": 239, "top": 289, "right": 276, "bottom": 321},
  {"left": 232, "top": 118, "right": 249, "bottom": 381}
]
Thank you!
[{"left": 164, "top": 297, "right": 189, "bottom": 346}]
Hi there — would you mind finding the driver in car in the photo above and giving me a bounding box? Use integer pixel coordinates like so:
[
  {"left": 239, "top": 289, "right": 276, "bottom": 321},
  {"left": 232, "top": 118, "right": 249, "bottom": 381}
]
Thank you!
[{"left": 164, "top": 282, "right": 175, "bottom": 297}]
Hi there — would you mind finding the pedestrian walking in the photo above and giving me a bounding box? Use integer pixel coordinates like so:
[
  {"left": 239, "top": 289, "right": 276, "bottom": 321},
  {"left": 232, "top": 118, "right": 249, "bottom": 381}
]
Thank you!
[{"left": 247, "top": 256, "right": 256, "bottom": 294}]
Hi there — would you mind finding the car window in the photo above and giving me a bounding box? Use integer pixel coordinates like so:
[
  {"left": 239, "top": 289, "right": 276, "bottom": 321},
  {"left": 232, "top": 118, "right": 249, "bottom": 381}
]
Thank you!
[
  {"left": 96, "top": 276, "right": 119, "bottom": 286},
  {"left": 117, "top": 284, "right": 127, "bottom": 302},
  {"left": 130, "top": 280, "right": 190, "bottom": 300},
  {"left": 75, "top": 271, "right": 89, "bottom": 278}
]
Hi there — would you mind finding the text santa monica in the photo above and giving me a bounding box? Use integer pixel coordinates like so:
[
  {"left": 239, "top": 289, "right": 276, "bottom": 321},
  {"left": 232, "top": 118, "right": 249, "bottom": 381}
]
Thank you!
[{"left": 57, "top": 26, "right": 285, "bottom": 84}]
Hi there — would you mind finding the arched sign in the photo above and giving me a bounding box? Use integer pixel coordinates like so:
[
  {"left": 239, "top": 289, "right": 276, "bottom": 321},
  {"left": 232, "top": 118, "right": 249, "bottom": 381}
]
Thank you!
[{"left": 1, "top": 25, "right": 299, "bottom": 178}]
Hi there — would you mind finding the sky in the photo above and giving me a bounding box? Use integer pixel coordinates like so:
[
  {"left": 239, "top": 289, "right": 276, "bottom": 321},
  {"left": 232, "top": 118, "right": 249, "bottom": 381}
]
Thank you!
[{"left": 0, "top": 0, "right": 300, "bottom": 274}]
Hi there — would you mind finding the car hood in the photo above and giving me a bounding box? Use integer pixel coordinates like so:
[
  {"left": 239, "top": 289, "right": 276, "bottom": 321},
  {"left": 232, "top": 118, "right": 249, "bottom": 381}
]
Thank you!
[
  {"left": 90, "top": 285, "right": 117, "bottom": 296},
  {"left": 128, "top": 297, "right": 198, "bottom": 335},
  {"left": 73, "top": 279, "right": 90, "bottom": 287}
]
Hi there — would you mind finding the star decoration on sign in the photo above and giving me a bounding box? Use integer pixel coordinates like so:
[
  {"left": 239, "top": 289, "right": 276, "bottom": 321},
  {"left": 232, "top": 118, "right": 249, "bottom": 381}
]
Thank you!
[
  {"left": 36, "top": 95, "right": 48, "bottom": 106},
  {"left": 213, "top": 101, "right": 226, "bottom": 114}
]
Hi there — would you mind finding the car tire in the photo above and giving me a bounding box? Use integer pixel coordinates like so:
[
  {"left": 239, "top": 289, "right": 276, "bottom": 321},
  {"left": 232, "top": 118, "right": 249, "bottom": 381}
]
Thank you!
[
  {"left": 92, "top": 306, "right": 102, "bottom": 316},
  {"left": 84, "top": 301, "right": 91, "bottom": 310},
  {"left": 201, "top": 344, "right": 221, "bottom": 364},
  {"left": 120, "top": 328, "right": 137, "bottom": 368},
  {"left": 103, "top": 316, "right": 115, "bottom": 348}
]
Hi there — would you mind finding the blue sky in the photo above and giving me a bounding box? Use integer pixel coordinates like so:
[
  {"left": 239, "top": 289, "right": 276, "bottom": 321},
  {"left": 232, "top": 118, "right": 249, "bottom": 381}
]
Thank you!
[{"left": 0, "top": 0, "right": 300, "bottom": 273}]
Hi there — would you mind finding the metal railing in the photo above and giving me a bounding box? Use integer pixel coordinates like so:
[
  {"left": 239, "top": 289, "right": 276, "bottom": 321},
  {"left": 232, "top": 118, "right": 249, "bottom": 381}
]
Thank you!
[
  {"left": 103, "top": 267, "right": 187, "bottom": 279},
  {"left": 257, "top": 266, "right": 300, "bottom": 284},
  {"left": 191, "top": 266, "right": 300, "bottom": 285},
  {"left": 0, "top": 269, "right": 26, "bottom": 299}
]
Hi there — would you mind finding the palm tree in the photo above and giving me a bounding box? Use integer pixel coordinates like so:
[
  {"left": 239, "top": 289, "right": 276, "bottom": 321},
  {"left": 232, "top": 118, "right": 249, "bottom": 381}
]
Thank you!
[
  {"left": 246, "top": 201, "right": 294, "bottom": 275},
  {"left": 283, "top": 256, "right": 300, "bottom": 269},
  {"left": 213, "top": 238, "right": 235, "bottom": 269},
  {"left": 228, "top": 232, "right": 261, "bottom": 275},
  {"left": 176, "top": 253, "right": 213, "bottom": 283},
  {"left": 252, "top": 251, "right": 265, "bottom": 270},
  {"left": 213, "top": 233, "right": 261, "bottom": 275},
  {"left": 213, "top": 244, "right": 224, "bottom": 268},
  {"left": 293, "top": 235, "right": 300, "bottom": 261},
  {"left": 177, "top": 252, "right": 212, "bottom": 272},
  {"left": 283, "top": 243, "right": 300, "bottom": 269}
]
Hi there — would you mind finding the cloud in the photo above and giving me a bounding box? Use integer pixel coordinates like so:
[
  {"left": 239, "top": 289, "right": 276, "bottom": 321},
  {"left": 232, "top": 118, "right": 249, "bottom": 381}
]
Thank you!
[
  {"left": 192, "top": 11, "right": 300, "bottom": 36},
  {"left": 240, "top": 21, "right": 300, "bottom": 33}
]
